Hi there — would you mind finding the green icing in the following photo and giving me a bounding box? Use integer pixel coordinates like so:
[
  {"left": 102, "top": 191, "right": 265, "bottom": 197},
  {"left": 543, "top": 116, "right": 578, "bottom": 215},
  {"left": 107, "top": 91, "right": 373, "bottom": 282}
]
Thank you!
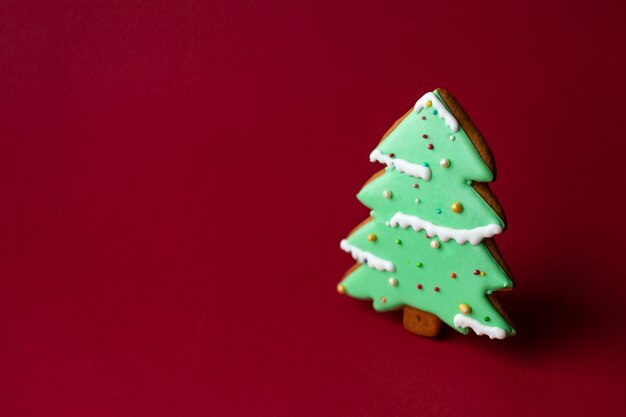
[
  {"left": 377, "top": 90, "right": 493, "bottom": 183},
  {"left": 358, "top": 168, "right": 504, "bottom": 231},
  {"left": 340, "top": 90, "right": 514, "bottom": 337},
  {"left": 342, "top": 221, "right": 513, "bottom": 335}
]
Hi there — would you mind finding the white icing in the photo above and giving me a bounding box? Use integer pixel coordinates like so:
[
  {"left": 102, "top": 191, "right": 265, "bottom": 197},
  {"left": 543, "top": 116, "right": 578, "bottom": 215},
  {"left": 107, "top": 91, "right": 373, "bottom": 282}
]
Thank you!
[
  {"left": 414, "top": 92, "right": 459, "bottom": 132},
  {"left": 453, "top": 314, "right": 507, "bottom": 339},
  {"left": 389, "top": 212, "right": 503, "bottom": 245},
  {"left": 340, "top": 239, "right": 395, "bottom": 272},
  {"left": 369, "top": 149, "right": 431, "bottom": 181}
]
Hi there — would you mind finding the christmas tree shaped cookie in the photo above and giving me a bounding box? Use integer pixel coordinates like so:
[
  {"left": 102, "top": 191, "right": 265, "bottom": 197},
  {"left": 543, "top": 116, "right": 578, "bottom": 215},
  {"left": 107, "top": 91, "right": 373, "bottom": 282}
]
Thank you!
[{"left": 338, "top": 88, "right": 514, "bottom": 339}]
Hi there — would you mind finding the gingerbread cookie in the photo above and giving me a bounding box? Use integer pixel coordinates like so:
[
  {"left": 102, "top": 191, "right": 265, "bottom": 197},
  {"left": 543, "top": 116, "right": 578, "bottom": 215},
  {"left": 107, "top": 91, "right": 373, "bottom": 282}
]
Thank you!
[{"left": 338, "top": 88, "right": 515, "bottom": 339}]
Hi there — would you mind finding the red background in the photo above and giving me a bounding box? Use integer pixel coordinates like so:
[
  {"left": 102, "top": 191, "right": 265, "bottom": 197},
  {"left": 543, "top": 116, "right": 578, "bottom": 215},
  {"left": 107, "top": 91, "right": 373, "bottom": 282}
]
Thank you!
[{"left": 1, "top": 1, "right": 625, "bottom": 416}]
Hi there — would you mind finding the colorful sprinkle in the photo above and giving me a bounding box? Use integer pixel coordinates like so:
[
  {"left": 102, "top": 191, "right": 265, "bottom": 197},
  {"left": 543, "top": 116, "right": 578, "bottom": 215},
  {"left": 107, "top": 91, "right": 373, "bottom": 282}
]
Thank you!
[
  {"left": 413, "top": 183, "right": 419, "bottom": 188},
  {"left": 427, "top": 144, "right": 434, "bottom": 150},
  {"left": 417, "top": 284, "right": 423, "bottom": 290},
  {"left": 459, "top": 304, "right": 471, "bottom": 314},
  {"left": 432, "top": 110, "right": 438, "bottom": 115},
  {"left": 450, "top": 135, "right": 455, "bottom": 141},
  {"left": 480, "top": 271, "right": 486, "bottom": 276},
  {"left": 473, "top": 269, "right": 480, "bottom": 275},
  {"left": 430, "top": 240, "right": 440, "bottom": 249},
  {"left": 415, "top": 262, "right": 422, "bottom": 267},
  {"left": 395, "top": 239, "right": 402, "bottom": 245},
  {"left": 425, "top": 234, "right": 430, "bottom": 239},
  {"left": 388, "top": 277, "right": 398, "bottom": 287},
  {"left": 451, "top": 202, "right": 463, "bottom": 213},
  {"left": 367, "top": 234, "right": 377, "bottom": 242},
  {"left": 435, "top": 208, "right": 442, "bottom": 215},
  {"left": 434, "top": 286, "right": 440, "bottom": 292},
  {"left": 389, "top": 153, "right": 395, "bottom": 158},
  {"left": 450, "top": 272, "right": 457, "bottom": 278},
  {"left": 422, "top": 134, "right": 428, "bottom": 139},
  {"left": 422, "top": 162, "right": 429, "bottom": 167},
  {"left": 382, "top": 190, "right": 392, "bottom": 199},
  {"left": 426, "top": 100, "right": 432, "bottom": 108},
  {"left": 484, "top": 316, "right": 491, "bottom": 322},
  {"left": 415, "top": 198, "right": 420, "bottom": 203},
  {"left": 336, "top": 284, "right": 346, "bottom": 294},
  {"left": 439, "top": 158, "right": 450, "bottom": 168},
  {"left": 381, "top": 297, "right": 387, "bottom": 303},
  {"left": 421, "top": 116, "right": 426, "bottom": 120}
]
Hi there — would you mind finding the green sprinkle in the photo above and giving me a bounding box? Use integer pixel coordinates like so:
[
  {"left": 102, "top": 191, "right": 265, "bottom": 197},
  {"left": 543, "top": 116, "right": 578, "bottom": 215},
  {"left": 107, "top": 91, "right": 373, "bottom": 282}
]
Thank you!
[
  {"left": 484, "top": 316, "right": 491, "bottom": 322},
  {"left": 395, "top": 239, "right": 402, "bottom": 245},
  {"left": 416, "top": 262, "right": 422, "bottom": 267}
]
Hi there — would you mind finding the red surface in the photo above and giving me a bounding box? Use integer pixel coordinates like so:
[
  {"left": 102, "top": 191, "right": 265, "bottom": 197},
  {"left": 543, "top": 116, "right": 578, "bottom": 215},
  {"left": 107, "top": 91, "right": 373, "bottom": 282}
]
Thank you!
[{"left": 1, "top": 1, "right": 625, "bottom": 416}]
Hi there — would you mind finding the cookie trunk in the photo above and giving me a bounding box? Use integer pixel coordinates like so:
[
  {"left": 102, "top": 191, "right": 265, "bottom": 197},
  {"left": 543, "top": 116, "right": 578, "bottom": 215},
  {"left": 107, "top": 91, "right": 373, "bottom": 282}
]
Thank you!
[{"left": 402, "top": 306, "right": 443, "bottom": 337}]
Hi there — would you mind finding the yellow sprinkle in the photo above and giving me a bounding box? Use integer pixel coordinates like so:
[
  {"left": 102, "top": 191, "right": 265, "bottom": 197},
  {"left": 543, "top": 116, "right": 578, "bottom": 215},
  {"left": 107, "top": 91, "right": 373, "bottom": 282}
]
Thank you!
[
  {"left": 480, "top": 271, "right": 486, "bottom": 276},
  {"left": 426, "top": 100, "right": 432, "bottom": 108},
  {"left": 336, "top": 284, "right": 346, "bottom": 295},
  {"left": 459, "top": 303, "right": 471, "bottom": 314},
  {"left": 451, "top": 202, "right": 463, "bottom": 214}
]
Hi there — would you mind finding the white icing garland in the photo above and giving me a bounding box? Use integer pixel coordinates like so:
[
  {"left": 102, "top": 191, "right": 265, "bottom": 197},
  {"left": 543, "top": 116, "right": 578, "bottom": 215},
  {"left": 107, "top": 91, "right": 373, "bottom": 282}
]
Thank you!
[
  {"left": 340, "top": 239, "right": 395, "bottom": 272},
  {"left": 414, "top": 92, "right": 459, "bottom": 132},
  {"left": 369, "top": 149, "right": 431, "bottom": 181},
  {"left": 389, "top": 212, "right": 503, "bottom": 245},
  {"left": 453, "top": 314, "right": 507, "bottom": 339}
]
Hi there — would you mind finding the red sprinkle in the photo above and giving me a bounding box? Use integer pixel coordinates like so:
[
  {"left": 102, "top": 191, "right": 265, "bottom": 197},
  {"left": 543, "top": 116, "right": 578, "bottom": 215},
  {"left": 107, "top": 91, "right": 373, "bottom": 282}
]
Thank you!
[
  {"left": 417, "top": 284, "right": 423, "bottom": 290},
  {"left": 421, "top": 116, "right": 426, "bottom": 120},
  {"left": 425, "top": 234, "right": 430, "bottom": 239},
  {"left": 434, "top": 287, "right": 440, "bottom": 292},
  {"left": 427, "top": 144, "right": 434, "bottom": 150},
  {"left": 473, "top": 269, "right": 480, "bottom": 275},
  {"left": 422, "top": 134, "right": 428, "bottom": 139},
  {"left": 389, "top": 153, "right": 395, "bottom": 158},
  {"left": 450, "top": 273, "right": 457, "bottom": 278},
  {"left": 413, "top": 184, "right": 419, "bottom": 188}
]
